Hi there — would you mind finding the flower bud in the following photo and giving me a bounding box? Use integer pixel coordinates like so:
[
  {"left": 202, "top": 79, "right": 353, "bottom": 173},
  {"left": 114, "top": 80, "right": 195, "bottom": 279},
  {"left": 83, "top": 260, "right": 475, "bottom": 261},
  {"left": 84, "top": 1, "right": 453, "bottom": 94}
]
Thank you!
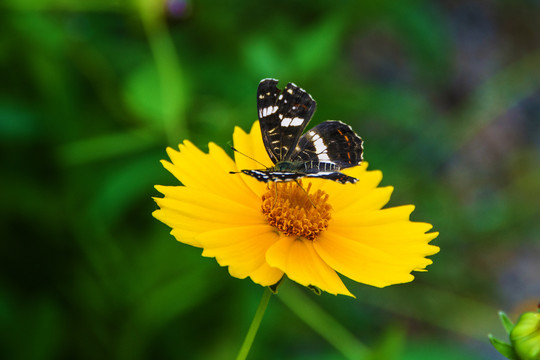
[{"left": 510, "top": 311, "right": 540, "bottom": 360}]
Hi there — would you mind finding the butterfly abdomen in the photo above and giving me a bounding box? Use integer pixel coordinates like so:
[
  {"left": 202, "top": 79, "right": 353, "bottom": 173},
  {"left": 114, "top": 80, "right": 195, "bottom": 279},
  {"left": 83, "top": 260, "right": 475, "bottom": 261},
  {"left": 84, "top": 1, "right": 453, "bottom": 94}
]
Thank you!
[{"left": 272, "top": 161, "right": 340, "bottom": 173}]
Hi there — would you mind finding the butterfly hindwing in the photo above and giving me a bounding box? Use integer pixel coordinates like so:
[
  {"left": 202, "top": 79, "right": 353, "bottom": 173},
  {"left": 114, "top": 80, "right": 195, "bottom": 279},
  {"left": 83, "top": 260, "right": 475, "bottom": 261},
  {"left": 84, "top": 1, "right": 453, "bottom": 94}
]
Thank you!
[
  {"left": 257, "top": 78, "right": 316, "bottom": 163},
  {"left": 293, "top": 120, "right": 363, "bottom": 168}
]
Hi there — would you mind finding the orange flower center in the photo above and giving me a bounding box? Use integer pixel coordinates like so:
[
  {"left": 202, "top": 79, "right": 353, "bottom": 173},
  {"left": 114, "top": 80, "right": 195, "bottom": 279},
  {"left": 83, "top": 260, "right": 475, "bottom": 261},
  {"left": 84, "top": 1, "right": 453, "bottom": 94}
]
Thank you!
[{"left": 261, "top": 182, "right": 332, "bottom": 240}]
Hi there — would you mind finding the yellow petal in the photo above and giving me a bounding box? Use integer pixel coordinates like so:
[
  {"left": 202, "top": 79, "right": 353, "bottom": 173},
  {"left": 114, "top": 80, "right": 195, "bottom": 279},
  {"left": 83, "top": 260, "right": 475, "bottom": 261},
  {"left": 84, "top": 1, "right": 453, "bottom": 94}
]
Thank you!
[
  {"left": 266, "top": 237, "right": 354, "bottom": 297},
  {"left": 306, "top": 163, "right": 392, "bottom": 212},
  {"left": 331, "top": 214, "right": 439, "bottom": 254},
  {"left": 314, "top": 224, "right": 439, "bottom": 287},
  {"left": 154, "top": 185, "right": 259, "bottom": 221},
  {"left": 152, "top": 210, "right": 202, "bottom": 247},
  {"left": 164, "top": 140, "right": 259, "bottom": 204},
  {"left": 198, "top": 225, "right": 284, "bottom": 286},
  {"left": 154, "top": 189, "right": 262, "bottom": 227},
  {"left": 153, "top": 185, "right": 264, "bottom": 247},
  {"left": 342, "top": 205, "right": 416, "bottom": 225}
]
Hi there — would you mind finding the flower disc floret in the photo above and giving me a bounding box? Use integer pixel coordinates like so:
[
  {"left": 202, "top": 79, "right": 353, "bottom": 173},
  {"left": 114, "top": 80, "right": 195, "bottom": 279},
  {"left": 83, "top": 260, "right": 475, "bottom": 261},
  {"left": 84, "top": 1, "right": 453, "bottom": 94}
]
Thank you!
[{"left": 262, "top": 182, "right": 331, "bottom": 240}]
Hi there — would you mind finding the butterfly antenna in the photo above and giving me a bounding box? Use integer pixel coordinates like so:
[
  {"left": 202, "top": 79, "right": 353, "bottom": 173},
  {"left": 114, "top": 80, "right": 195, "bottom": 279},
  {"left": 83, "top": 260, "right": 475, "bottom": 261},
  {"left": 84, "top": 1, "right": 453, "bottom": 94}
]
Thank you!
[{"left": 230, "top": 145, "right": 267, "bottom": 168}]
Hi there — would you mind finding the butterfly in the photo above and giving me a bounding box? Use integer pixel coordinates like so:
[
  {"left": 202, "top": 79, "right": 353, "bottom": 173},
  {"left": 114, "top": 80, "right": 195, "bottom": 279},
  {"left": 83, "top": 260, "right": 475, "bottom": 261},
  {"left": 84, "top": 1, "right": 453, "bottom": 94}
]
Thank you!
[{"left": 240, "top": 78, "right": 364, "bottom": 184}]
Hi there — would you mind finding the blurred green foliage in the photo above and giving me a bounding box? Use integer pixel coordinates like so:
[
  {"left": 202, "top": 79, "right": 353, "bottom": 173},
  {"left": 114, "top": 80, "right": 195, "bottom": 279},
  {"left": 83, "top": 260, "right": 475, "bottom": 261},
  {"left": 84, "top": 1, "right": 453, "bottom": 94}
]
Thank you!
[{"left": 2, "top": 0, "right": 540, "bottom": 359}]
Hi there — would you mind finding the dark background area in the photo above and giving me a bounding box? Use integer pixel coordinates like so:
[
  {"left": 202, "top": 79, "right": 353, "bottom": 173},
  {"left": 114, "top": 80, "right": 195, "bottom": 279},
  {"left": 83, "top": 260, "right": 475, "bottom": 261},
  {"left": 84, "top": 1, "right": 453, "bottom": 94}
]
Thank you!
[{"left": 1, "top": 0, "right": 539, "bottom": 359}]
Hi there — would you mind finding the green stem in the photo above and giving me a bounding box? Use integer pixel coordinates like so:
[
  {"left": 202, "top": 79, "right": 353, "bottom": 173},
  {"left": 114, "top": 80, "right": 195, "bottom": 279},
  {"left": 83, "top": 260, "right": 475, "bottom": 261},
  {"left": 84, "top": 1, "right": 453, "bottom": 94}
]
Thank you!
[
  {"left": 236, "top": 288, "right": 273, "bottom": 360},
  {"left": 137, "top": 2, "right": 188, "bottom": 145}
]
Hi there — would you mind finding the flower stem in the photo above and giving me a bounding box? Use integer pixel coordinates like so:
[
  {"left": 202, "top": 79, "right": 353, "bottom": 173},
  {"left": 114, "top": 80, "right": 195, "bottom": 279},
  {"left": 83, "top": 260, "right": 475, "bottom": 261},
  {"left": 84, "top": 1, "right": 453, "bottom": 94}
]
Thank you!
[
  {"left": 236, "top": 287, "right": 273, "bottom": 360},
  {"left": 137, "top": 0, "right": 189, "bottom": 145}
]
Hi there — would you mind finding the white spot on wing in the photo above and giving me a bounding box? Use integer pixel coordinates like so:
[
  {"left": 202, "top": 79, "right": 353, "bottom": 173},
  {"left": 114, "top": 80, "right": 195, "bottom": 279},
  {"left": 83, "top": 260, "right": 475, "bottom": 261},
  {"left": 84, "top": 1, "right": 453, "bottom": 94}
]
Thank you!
[
  {"left": 310, "top": 171, "right": 333, "bottom": 176},
  {"left": 313, "top": 138, "right": 325, "bottom": 149},
  {"left": 290, "top": 117, "right": 303, "bottom": 126},
  {"left": 318, "top": 153, "right": 330, "bottom": 161},
  {"left": 281, "top": 117, "right": 292, "bottom": 126},
  {"left": 261, "top": 106, "right": 278, "bottom": 117},
  {"left": 313, "top": 138, "right": 330, "bottom": 161}
]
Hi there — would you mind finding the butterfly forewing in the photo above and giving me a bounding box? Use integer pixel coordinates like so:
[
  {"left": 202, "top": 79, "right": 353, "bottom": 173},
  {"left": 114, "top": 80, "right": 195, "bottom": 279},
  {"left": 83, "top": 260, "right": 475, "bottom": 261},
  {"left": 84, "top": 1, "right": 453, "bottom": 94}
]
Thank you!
[
  {"left": 257, "top": 78, "right": 316, "bottom": 163},
  {"left": 257, "top": 79, "right": 280, "bottom": 164}
]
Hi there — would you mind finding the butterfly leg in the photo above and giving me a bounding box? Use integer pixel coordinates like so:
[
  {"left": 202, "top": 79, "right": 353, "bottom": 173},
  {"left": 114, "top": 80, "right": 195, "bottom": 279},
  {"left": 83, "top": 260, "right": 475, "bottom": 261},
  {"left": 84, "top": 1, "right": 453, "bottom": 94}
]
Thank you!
[
  {"left": 294, "top": 179, "right": 317, "bottom": 209},
  {"left": 272, "top": 182, "right": 278, "bottom": 209}
]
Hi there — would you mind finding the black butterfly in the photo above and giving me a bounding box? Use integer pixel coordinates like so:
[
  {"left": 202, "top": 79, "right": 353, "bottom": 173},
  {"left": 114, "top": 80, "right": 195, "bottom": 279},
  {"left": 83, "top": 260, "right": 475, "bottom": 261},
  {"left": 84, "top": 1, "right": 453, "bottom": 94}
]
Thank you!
[{"left": 240, "top": 78, "right": 364, "bottom": 184}]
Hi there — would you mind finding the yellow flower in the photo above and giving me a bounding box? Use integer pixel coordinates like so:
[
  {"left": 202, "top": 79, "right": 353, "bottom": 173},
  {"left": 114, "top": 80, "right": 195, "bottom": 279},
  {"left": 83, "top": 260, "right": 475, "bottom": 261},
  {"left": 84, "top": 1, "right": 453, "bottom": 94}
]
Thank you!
[{"left": 153, "top": 121, "right": 439, "bottom": 297}]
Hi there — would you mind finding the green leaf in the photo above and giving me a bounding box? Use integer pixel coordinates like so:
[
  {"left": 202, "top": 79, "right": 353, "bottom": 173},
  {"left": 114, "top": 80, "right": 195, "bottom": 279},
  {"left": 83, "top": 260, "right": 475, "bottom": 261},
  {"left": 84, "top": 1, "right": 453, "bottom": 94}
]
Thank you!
[
  {"left": 499, "top": 311, "right": 515, "bottom": 335},
  {"left": 488, "top": 334, "right": 519, "bottom": 360}
]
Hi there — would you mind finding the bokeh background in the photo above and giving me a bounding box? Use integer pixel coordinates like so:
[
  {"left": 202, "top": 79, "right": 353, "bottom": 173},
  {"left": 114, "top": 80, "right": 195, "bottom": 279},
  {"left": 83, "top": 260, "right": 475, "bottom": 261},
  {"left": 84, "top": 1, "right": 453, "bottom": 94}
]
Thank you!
[{"left": 2, "top": 0, "right": 539, "bottom": 359}]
